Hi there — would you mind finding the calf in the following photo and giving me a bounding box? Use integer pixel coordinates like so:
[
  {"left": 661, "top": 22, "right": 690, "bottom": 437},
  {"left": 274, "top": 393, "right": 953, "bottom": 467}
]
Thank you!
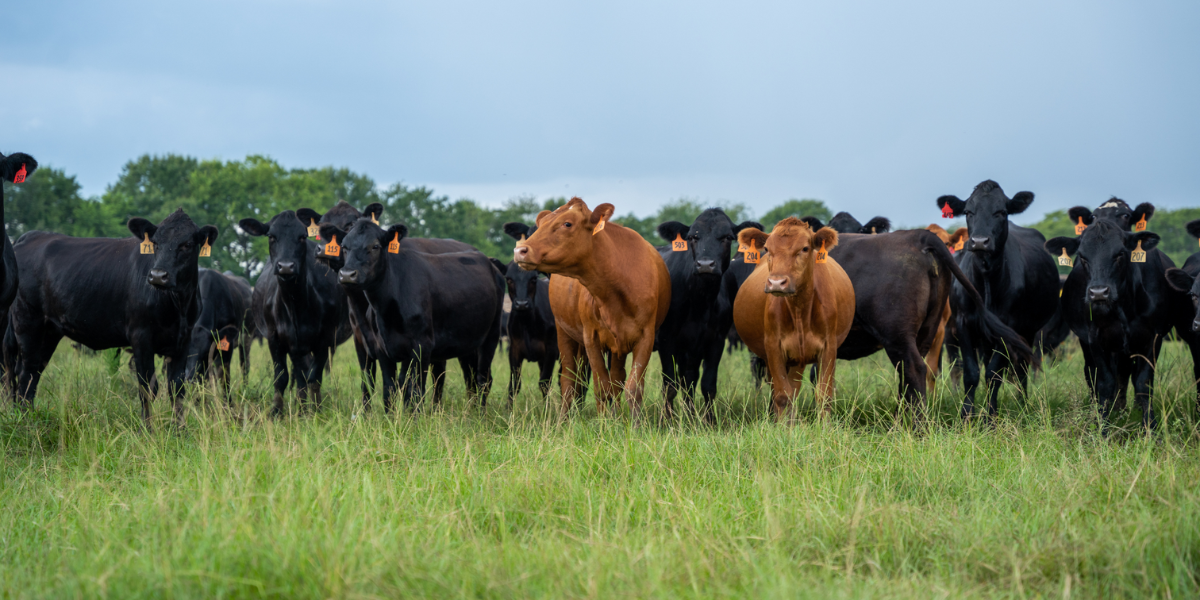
[
  {"left": 321, "top": 219, "right": 503, "bottom": 410},
  {"left": 9, "top": 210, "right": 218, "bottom": 428},
  {"left": 732, "top": 219, "right": 855, "bottom": 419},
  {"left": 496, "top": 222, "right": 560, "bottom": 407},
  {"left": 240, "top": 210, "right": 349, "bottom": 415},
  {"left": 1046, "top": 219, "right": 1173, "bottom": 428},
  {"left": 513, "top": 197, "right": 671, "bottom": 419},
  {"left": 184, "top": 268, "right": 254, "bottom": 400},
  {"left": 656, "top": 210, "right": 762, "bottom": 420},
  {"left": 938, "top": 180, "right": 1062, "bottom": 420}
]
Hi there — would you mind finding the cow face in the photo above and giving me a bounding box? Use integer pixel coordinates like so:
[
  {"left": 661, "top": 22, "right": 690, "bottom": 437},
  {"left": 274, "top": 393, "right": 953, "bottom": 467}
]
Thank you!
[
  {"left": 738, "top": 217, "right": 839, "bottom": 296},
  {"left": 513, "top": 197, "right": 615, "bottom": 274},
  {"left": 1166, "top": 268, "right": 1200, "bottom": 333},
  {"left": 1045, "top": 220, "right": 1160, "bottom": 313},
  {"left": 239, "top": 211, "right": 310, "bottom": 284},
  {"left": 128, "top": 209, "right": 219, "bottom": 290},
  {"left": 827, "top": 212, "right": 891, "bottom": 235},
  {"left": 319, "top": 219, "right": 404, "bottom": 289},
  {"left": 1068, "top": 198, "right": 1155, "bottom": 232},
  {"left": 503, "top": 260, "right": 543, "bottom": 311},
  {"left": 657, "top": 210, "right": 759, "bottom": 279},
  {"left": 300, "top": 201, "right": 384, "bottom": 270},
  {"left": 184, "top": 325, "right": 241, "bottom": 381},
  {"left": 937, "top": 180, "right": 1033, "bottom": 256}
]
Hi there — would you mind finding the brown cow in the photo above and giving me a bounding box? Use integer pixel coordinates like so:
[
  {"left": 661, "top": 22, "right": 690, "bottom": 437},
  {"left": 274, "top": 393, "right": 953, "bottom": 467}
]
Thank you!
[
  {"left": 733, "top": 218, "right": 856, "bottom": 420},
  {"left": 513, "top": 198, "right": 672, "bottom": 418}
]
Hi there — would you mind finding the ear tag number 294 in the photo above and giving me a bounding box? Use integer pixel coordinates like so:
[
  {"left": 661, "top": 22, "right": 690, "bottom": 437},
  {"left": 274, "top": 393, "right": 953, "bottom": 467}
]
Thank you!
[{"left": 672, "top": 234, "right": 687, "bottom": 252}]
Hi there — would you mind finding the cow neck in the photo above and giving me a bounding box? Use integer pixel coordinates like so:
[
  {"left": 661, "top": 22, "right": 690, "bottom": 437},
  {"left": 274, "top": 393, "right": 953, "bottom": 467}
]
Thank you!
[
  {"left": 274, "top": 257, "right": 312, "bottom": 308},
  {"left": 783, "top": 263, "right": 819, "bottom": 328},
  {"left": 562, "top": 234, "right": 636, "bottom": 317},
  {"left": 685, "top": 270, "right": 722, "bottom": 308}
]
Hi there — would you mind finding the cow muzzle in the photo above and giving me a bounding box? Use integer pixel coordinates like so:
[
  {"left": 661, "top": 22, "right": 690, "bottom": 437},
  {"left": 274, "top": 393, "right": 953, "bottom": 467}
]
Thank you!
[
  {"left": 1087, "top": 285, "right": 1111, "bottom": 303},
  {"left": 513, "top": 246, "right": 538, "bottom": 270},
  {"left": 695, "top": 259, "right": 718, "bottom": 276},
  {"left": 1192, "top": 318, "right": 1200, "bottom": 333},
  {"left": 148, "top": 269, "right": 170, "bottom": 288},
  {"left": 275, "top": 261, "right": 296, "bottom": 277},
  {"left": 968, "top": 236, "right": 992, "bottom": 252},
  {"left": 512, "top": 299, "right": 532, "bottom": 311},
  {"left": 764, "top": 276, "right": 794, "bottom": 296},
  {"left": 338, "top": 269, "right": 360, "bottom": 285}
]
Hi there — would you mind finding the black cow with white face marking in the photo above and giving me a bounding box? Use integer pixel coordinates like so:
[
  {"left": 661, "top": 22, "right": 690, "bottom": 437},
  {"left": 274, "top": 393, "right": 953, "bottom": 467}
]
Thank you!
[
  {"left": 937, "top": 180, "right": 1059, "bottom": 420},
  {"left": 657, "top": 209, "right": 762, "bottom": 421},
  {"left": 1046, "top": 218, "right": 1173, "bottom": 429},
  {"left": 240, "top": 210, "right": 349, "bottom": 415},
  {"left": 807, "top": 212, "right": 892, "bottom": 235},
  {"left": 320, "top": 219, "right": 502, "bottom": 411},
  {"left": 1068, "top": 197, "right": 1155, "bottom": 234},
  {"left": 8, "top": 209, "right": 218, "bottom": 428},
  {"left": 494, "top": 222, "right": 560, "bottom": 407},
  {"left": 1162, "top": 219, "right": 1200, "bottom": 412}
]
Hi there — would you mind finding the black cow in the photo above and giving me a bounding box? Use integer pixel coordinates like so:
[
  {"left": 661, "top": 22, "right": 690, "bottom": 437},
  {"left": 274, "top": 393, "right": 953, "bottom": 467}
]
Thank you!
[
  {"left": 806, "top": 212, "right": 892, "bottom": 235},
  {"left": 1046, "top": 218, "right": 1172, "bottom": 429},
  {"left": 937, "top": 180, "right": 1063, "bottom": 420},
  {"left": 495, "top": 222, "right": 560, "bottom": 407},
  {"left": 656, "top": 210, "right": 761, "bottom": 420},
  {"left": 0, "top": 152, "right": 37, "bottom": 377},
  {"left": 1068, "top": 198, "right": 1155, "bottom": 234},
  {"left": 240, "top": 210, "right": 349, "bottom": 415},
  {"left": 184, "top": 268, "right": 254, "bottom": 400},
  {"left": 1032, "top": 275, "right": 1072, "bottom": 370},
  {"left": 720, "top": 249, "right": 768, "bottom": 388},
  {"left": 8, "top": 210, "right": 218, "bottom": 428},
  {"left": 1162, "top": 219, "right": 1200, "bottom": 411},
  {"left": 320, "top": 219, "right": 503, "bottom": 411}
]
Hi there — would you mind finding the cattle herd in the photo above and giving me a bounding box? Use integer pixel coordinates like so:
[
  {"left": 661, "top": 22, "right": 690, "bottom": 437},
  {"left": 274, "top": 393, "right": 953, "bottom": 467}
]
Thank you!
[{"left": 2, "top": 150, "right": 1199, "bottom": 431}]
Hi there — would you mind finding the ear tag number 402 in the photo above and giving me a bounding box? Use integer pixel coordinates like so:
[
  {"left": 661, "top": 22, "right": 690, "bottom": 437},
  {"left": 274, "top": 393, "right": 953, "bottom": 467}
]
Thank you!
[{"left": 672, "top": 234, "right": 687, "bottom": 252}]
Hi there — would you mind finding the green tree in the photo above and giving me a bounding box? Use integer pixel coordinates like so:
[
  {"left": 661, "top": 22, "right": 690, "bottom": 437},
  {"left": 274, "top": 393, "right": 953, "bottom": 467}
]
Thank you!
[
  {"left": 759, "top": 198, "right": 832, "bottom": 231},
  {"left": 101, "top": 154, "right": 200, "bottom": 237},
  {"left": 3, "top": 166, "right": 106, "bottom": 238}
]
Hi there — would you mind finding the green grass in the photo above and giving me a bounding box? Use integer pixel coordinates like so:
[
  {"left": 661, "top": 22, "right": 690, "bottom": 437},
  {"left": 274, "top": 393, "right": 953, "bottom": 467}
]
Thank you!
[{"left": 2, "top": 338, "right": 1200, "bottom": 598}]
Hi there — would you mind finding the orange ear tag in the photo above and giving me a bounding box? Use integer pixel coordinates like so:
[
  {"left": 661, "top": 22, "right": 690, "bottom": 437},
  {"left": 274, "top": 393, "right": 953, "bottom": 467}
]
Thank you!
[
  {"left": 371, "top": 214, "right": 379, "bottom": 225},
  {"left": 1074, "top": 217, "right": 1087, "bottom": 236},
  {"left": 953, "top": 238, "right": 964, "bottom": 252},
  {"left": 13, "top": 164, "right": 26, "bottom": 184},
  {"left": 593, "top": 218, "right": 606, "bottom": 235},
  {"left": 140, "top": 233, "right": 154, "bottom": 255},
  {"left": 325, "top": 235, "right": 341, "bottom": 257},
  {"left": 737, "top": 241, "right": 747, "bottom": 253},
  {"left": 672, "top": 234, "right": 687, "bottom": 252},
  {"left": 388, "top": 232, "right": 400, "bottom": 254},
  {"left": 1058, "top": 249, "right": 1073, "bottom": 267},
  {"left": 1131, "top": 240, "right": 1146, "bottom": 263},
  {"left": 199, "top": 241, "right": 211, "bottom": 257},
  {"left": 744, "top": 240, "right": 760, "bottom": 264},
  {"left": 815, "top": 241, "right": 828, "bottom": 264},
  {"left": 217, "top": 336, "right": 230, "bottom": 351},
  {"left": 307, "top": 219, "right": 319, "bottom": 238},
  {"left": 1134, "top": 215, "right": 1147, "bottom": 232}
]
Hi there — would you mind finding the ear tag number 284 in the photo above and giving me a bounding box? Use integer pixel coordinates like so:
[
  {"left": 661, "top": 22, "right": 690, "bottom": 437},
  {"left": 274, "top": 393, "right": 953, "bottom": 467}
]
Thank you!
[{"left": 672, "top": 234, "right": 687, "bottom": 252}]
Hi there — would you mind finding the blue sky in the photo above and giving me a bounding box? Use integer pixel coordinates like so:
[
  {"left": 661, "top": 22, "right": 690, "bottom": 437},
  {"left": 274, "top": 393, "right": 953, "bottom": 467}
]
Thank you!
[{"left": 2, "top": 1, "right": 1198, "bottom": 223}]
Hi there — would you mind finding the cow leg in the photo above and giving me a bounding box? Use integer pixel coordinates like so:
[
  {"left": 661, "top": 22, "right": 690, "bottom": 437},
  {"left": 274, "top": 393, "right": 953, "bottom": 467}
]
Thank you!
[
  {"left": 459, "top": 356, "right": 482, "bottom": 408},
  {"left": 12, "top": 310, "right": 60, "bottom": 407},
  {"left": 267, "top": 340, "right": 289, "bottom": 417},
  {"left": 537, "top": 357, "right": 556, "bottom": 400},
  {"left": 557, "top": 330, "right": 584, "bottom": 417},
  {"left": 1131, "top": 352, "right": 1157, "bottom": 431},
  {"left": 218, "top": 348, "right": 234, "bottom": 407},
  {"left": 239, "top": 337, "right": 251, "bottom": 381},
  {"left": 624, "top": 331, "right": 657, "bottom": 422},
  {"left": 397, "top": 359, "right": 417, "bottom": 410},
  {"left": 430, "top": 361, "right": 447, "bottom": 406},
  {"left": 925, "top": 320, "right": 947, "bottom": 403},
  {"left": 610, "top": 352, "right": 630, "bottom": 414},
  {"left": 885, "top": 340, "right": 927, "bottom": 415},
  {"left": 165, "top": 354, "right": 189, "bottom": 429},
  {"left": 309, "top": 347, "right": 329, "bottom": 412},
  {"left": 289, "top": 351, "right": 311, "bottom": 412},
  {"left": 2, "top": 313, "right": 18, "bottom": 402},
  {"left": 698, "top": 339, "right": 724, "bottom": 424},
  {"left": 750, "top": 355, "right": 767, "bottom": 390},
  {"left": 1189, "top": 340, "right": 1200, "bottom": 414},
  {"left": 764, "top": 345, "right": 795, "bottom": 423},
  {"left": 959, "top": 339, "right": 983, "bottom": 421},
  {"left": 130, "top": 345, "right": 158, "bottom": 430},
  {"left": 507, "top": 346, "right": 524, "bottom": 409},
  {"left": 353, "top": 336, "right": 376, "bottom": 412},
  {"left": 1093, "top": 355, "right": 1121, "bottom": 428},
  {"left": 584, "top": 340, "right": 613, "bottom": 416},
  {"left": 682, "top": 350, "right": 703, "bottom": 416},
  {"left": 660, "top": 351, "right": 680, "bottom": 420},
  {"left": 983, "top": 349, "right": 1006, "bottom": 421},
  {"left": 379, "top": 359, "right": 398, "bottom": 414},
  {"left": 814, "top": 344, "right": 840, "bottom": 419}
]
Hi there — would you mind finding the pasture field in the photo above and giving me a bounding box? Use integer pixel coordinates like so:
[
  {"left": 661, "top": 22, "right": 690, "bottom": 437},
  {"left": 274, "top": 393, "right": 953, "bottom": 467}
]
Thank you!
[{"left": 3, "top": 339, "right": 1200, "bottom": 599}]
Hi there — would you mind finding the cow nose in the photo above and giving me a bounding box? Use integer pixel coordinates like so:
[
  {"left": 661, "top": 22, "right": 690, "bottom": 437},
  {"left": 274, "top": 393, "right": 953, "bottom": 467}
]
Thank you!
[
  {"left": 148, "top": 269, "right": 169, "bottom": 287},
  {"left": 969, "top": 236, "right": 991, "bottom": 250},
  {"left": 1192, "top": 319, "right": 1200, "bottom": 333},
  {"left": 765, "top": 276, "right": 791, "bottom": 295},
  {"left": 514, "top": 246, "right": 530, "bottom": 262},
  {"left": 1087, "top": 286, "right": 1110, "bottom": 302},
  {"left": 696, "top": 259, "right": 716, "bottom": 274},
  {"left": 276, "top": 261, "right": 295, "bottom": 276},
  {"left": 339, "top": 269, "right": 358, "bottom": 284},
  {"left": 513, "top": 300, "right": 531, "bottom": 311}
]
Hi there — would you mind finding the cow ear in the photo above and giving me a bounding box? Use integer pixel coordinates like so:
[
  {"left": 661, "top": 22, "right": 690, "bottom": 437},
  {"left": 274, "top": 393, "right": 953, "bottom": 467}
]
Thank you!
[
  {"left": 861, "top": 216, "right": 890, "bottom": 234},
  {"left": 1, "top": 152, "right": 38, "bottom": 182},
  {"left": 239, "top": 218, "right": 269, "bottom": 237},
  {"left": 362, "top": 202, "right": 384, "bottom": 223},
  {"left": 1067, "top": 206, "right": 1094, "bottom": 226},
  {"left": 194, "top": 225, "right": 219, "bottom": 247},
  {"left": 318, "top": 224, "right": 347, "bottom": 243},
  {"left": 503, "top": 222, "right": 531, "bottom": 241},
  {"left": 217, "top": 324, "right": 241, "bottom": 347},
  {"left": 949, "top": 228, "right": 970, "bottom": 245},
  {"left": 1044, "top": 236, "right": 1080, "bottom": 257},
  {"left": 489, "top": 258, "right": 507, "bottom": 273},
  {"left": 1165, "top": 268, "right": 1197, "bottom": 293},
  {"left": 737, "top": 227, "right": 769, "bottom": 251},
  {"left": 1007, "top": 191, "right": 1035, "bottom": 215},
  {"left": 1132, "top": 203, "right": 1155, "bottom": 225},
  {"left": 813, "top": 227, "right": 840, "bottom": 251},
  {"left": 589, "top": 203, "right": 615, "bottom": 229},
  {"left": 383, "top": 223, "right": 408, "bottom": 243},
  {"left": 1126, "top": 231, "right": 1160, "bottom": 252},
  {"left": 800, "top": 216, "right": 825, "bottom": 231},
  {"left": 936, "top": 195, "right": 966, "bottom": 218},
  {"left": 128, "top": 217, "right": 158, "bottom": 240},
  {"left": 296, "top": 208, "right": 323, "bottom": 226},
  {"left": 534, "top": 210, "right": 552, "bottom": 227},
  {"left": 657, "top": 221, "right": 689, "bottom": 242},
  {"left": 733, "top": 221, "right": 764, "bottom": 236},
  {"left": 1185, "top": 219, "right": 1200, "bottom": 240}
]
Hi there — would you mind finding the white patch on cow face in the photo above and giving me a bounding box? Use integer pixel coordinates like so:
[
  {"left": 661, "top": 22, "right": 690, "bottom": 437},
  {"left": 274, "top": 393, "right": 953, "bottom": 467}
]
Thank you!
[{"left": 1099, "top": 201, "right": 1122, "bottom": 209}]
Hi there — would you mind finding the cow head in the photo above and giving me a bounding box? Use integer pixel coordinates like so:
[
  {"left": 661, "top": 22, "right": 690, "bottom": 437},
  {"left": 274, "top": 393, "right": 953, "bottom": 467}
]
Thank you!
[
  {"left": 1068, "top": 198, "right": 1154, "bottom": 232},
  {"left": 657, "top": 209, "right": 761, "bottom": 279},
  {"left": 239, "top": 210, "right": 310, "bottom": 284},
  {"left": 513, "top": 197, "right": 615, "bottom": 275},
  {"left": 827, "top": 212, "right": 891, "bottom": 235},
  {"left": 319, "top": 218, "right": 402, "bottom": 289},
  {"left": 1163, "top": 219, "right": 1200, "bottom": 331},
  {"left": 738, "top": 217, "right": 839, "bottom": 296},
  {"left": 938, "top": 180, "right": 1033, "bottom": 256},
  {"left": 128, "top": 209, "right": 218, "bottom": 290},
  {"left": 501, "top": 221, "right": 546, "bottom": 311},
  {"left": 184, "top": 324, "right": 241, "bottom": 381},
  {"left": 298, "top": 201, "right": 384, "bottom": 269},
  {"left": 1, "top": 152, "right": 38, "bottom": 185},
  {"left": 1045, "top": 219, "right": 1159, "bottom": 314}
]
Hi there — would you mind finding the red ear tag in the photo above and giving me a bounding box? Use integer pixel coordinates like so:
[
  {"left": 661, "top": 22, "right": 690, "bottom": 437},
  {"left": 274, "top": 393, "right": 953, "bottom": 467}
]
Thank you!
[
  {"left": 672, "top": 234, "right": 687, "bottom": 252},
  {"left": 324, "top": 235, "right": 340, "bottom": 257},
  {"left": 388, "top": 232, "right": 400, "bottom": 254},
  {"left": 13, "top": 164, "right": 26, "bottom": 184},
  {"left": 941, "top": 204, "right": 954, "bottom": 219}
]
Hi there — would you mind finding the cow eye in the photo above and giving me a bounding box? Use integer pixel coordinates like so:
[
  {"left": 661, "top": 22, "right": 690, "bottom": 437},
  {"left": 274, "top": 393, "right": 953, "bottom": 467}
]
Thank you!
[
  {"left": 994, "top": 211, "right": 1005, "bottom": 218},
  {"left": 962, "top": 210, "right": 973, "bottom": 217},
  {"left": 268, "top": 235, "right": 277, "bottom": 243},
  {"left": 373, "top": 244, "right": 381, "bottom": 250},
  {"left": 298, "top": 235, "right": 306, "bottom": 242},
  {"left": 802, "top": 246, "right": 810, "bottom": 252},
  {"left": 563, "top": 222, "right": 573, "bottom": 229}
]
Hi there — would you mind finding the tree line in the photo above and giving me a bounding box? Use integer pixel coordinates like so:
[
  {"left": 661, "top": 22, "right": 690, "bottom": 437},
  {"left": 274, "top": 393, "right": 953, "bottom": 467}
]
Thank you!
[{"left": 5, "top": 153, "right": 1198, "bottom": 279}]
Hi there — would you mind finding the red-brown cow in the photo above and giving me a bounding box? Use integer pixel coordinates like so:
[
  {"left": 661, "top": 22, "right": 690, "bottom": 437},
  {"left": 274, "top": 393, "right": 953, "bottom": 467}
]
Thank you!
[
  {"left": 732, "top": 218, "right": 855, "bottom": 420},
  {"left": 513, "top": 198, "right": 671, "bottom": 418}
]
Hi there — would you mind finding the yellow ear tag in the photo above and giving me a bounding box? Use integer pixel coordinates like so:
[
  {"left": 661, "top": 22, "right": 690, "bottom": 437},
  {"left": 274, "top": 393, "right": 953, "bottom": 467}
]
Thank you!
[
  {"left": 388, "top": 232, "right": 400, "bottom": 254},
  {"left": 140, "top": 233, "right": 154, "bottom": 255},
  {"left": 870, "top": 227, "right": 877, "bottom": 234},
  {"left": 815, "top": 240, "right": 828, "bottom": 264},
  {"left": 199, "top": 240, "right": 211, "bottom": 257},
  {"left": 744, "top": 240, "right": 760, "bottom": 264},
  {"left": 1131, "top": 240, "right": 1146, "bottom": 263},
  {"left": 217, "top": 336, "right": 230, "bottom": 352},
  {"left": 1134, "top": 215, "right": 1147, "bottom": 232},
  {"left": 324, "top": 235, "right": 341, "bottom": 257},
  {"left": 1075, "top": 217, "right": 1087, "bottom": 236},
  {"left": 1058, "top": 248, "right": 1073, "bottom": 267},
  {"left": 953, "top": 238, "right": 964, "bottom": 252},
  {"left": 672, "top": 233, "right": 687, "bottom": 252},
  {"left": 371, "top": 214, "right": 379, "bottom": 225},
  {"left": 593, "top": 218, "right": 606, "bottom": 235},
  {"left": 307, "top": 219, "right": 319, "bottom": 238}
]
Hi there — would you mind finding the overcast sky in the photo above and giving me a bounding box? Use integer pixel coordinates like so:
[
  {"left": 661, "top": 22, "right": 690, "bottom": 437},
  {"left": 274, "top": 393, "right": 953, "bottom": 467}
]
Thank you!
[{"left": 3, "top": 1, "right": 1198, "bottom": 223}]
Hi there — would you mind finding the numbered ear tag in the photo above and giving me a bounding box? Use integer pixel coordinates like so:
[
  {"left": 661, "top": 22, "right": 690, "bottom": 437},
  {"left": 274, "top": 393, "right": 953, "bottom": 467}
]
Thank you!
[
  {"left": 737, "top": 241, "right": 747, "bottom": 253},
  {"left": 815, "top": 241, "right": 828, "bottom": 264},
  {"left": 371, "top": 213, "right": 379, "bottom": 225},
  {"left": 593, "top": 218, "right": 606, "bottom": 235},
  {"left": 672, "top": 234, "right": 687, "bottom": 252},
  {"left": 13, "top": 164, "right": 26, "bottom": 184},
  {"left": 744, "top": 241, "right": 760, "bottom": 264},
  {"left": 388, "top": 232, "right": 400, "bottom": 254},
  {"left": 953, "top": 238, "right": 964, "bottom": 252},
  {"left": 1058, "top": 249, "right": 1073, "bottom": 267},
  {"left": 1131, "top": 240, "right": 1146, "bottom": 263},
  {"left": 1134, "top": 215, "right": 1147, "bottom": 232},
  {"left": 217, "top": 336, "right": 230, "bottom": 351},
  {"left": 941, "top": 204, "right": 954, "bottom": 219},
  {"left": 140, "top": 233, "right": 155, "bottom": 255},
  {"left": 324, "top": 235, "right": 341, "bottom": 257},
  {"left": 1075, "top": 217, "right": 1087, "bottom": 236},
  {"left": 307, "top": 219, "right": 320, "bottom": 238},
  {"left": 199, "top": 241, "right": 211, "bottom": 257},
  {"left": 870, "top": 227, "right": 876, "bottom": 234}
]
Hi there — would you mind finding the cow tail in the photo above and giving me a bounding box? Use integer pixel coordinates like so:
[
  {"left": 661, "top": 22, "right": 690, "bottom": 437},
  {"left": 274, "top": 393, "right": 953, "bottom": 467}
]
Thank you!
[{"left": 923, "top": 235, "right": 1035, "bottom": 366}]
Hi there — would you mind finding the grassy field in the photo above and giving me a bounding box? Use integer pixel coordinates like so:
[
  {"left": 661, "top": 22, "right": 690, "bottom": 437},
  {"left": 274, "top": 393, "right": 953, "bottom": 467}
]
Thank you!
[{"left": 2, "top": 337, "right": 1200, "bottom": 598}]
